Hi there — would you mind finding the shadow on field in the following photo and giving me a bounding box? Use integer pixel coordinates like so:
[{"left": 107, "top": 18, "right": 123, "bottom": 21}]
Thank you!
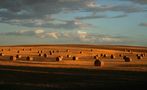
[
  {"left": 119, "top": 64, "right": 147, "bottom": 67},
  {"left": 0, "top": 65, "right": 147, "bottom": 90}
]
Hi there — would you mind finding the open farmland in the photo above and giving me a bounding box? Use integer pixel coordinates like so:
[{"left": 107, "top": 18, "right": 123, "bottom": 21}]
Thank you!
[{"left": 0, "top": 44, "right": 147, "bottom": 90}]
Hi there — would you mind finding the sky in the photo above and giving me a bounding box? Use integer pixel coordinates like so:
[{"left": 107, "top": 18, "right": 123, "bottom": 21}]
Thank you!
[{"left": 0, "top": 0, "right": 147, "bottom": 46}]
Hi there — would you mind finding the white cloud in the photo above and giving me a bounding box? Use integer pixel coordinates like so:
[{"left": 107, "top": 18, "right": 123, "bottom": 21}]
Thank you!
[
  {"left": 34, "top": 29, "right": 45, "bottom": 34},
  {"left": 77, "top": 31, "right": 87, "bottom": 39},
  {"left": 0, "top": 29, "right": 130, "bottom": 44},
  {"left": 0, "top": 8, "right": 8, "bottom": 12},
  {"left": 45, "top": 32, "right": 60, "bottom": 39}
]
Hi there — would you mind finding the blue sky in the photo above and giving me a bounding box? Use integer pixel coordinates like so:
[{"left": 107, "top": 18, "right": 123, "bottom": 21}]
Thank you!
[{"left": 0, "top": 0, "right": 147, "bottom": 46}]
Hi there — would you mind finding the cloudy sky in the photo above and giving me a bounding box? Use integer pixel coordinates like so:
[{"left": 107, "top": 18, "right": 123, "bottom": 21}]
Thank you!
[{"left": 0, "top": 0, "right": 147, "bottom": 46}]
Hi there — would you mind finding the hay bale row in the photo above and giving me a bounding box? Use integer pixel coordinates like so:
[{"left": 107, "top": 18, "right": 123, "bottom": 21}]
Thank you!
[
  {"left": 94, "top": 55, "right": 99, "bottom": 59},
  {"left": 141, "top": 54, "right": 145, "bottom": 57},
  {"left": 136, "top": 54, "right": 145, "bottom": 59}
]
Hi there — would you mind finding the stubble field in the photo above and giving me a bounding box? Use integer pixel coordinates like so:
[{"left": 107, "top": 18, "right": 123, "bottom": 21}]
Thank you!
[{"left": 0, "top": 44, "right": 147, "bottom": 90}]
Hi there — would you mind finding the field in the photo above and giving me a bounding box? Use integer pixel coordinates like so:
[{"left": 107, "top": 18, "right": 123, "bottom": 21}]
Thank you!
[{"left": 0, "top": 44, "right": 147, "bottom": 90}]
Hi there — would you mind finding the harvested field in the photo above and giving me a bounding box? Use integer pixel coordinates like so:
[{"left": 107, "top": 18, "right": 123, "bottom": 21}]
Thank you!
[{"left": 0, "top": 44, "right": 147, "bottom": 90}]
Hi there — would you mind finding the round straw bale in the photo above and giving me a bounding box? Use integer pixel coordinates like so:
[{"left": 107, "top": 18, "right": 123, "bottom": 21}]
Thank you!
[
  {"left": 110, "top": 54, "right": 115, "bottom": 59},
  {"left": 0, "top": 53, "right": 4, "bottom": 56},
  {"left": 17, "top": 50, "right": 20, "bottom": 53},
  {"left": 119, "top": 54, "right": 122, "bottom": 57},
  {"left": 67, "top": 54, "right": 72, "bottom": 58},
  {"left": 44, "top": 54, "right": 48, "bottom": 58},
  {"left": 10, "top": 56, "right": 17, "bottom": 61},
  {"left": 100, "top": 54, "right": 103, "bottom": 57},
  {"left": 73, "top": 56, "right": 78, "bottom": 60},
  {"left": 80, "top": 51, "right": 83, "bottom": 54},
  {"left": 16, "top": 55, "right": 22, "bottom": 58},
  {"left": 128, "top": 50, "right": 131, "bottom": 52},
  {"left": 91, "top": 49, "right": 93, "bottom": 52},
  {"left": 49, "top": 51, "right": 53, "bottom": 55},
  {"left": 94, "top": 56, "right": 99, "bottom": 59},
  {"left": 26, "top": 56, "right": 33, "bottom": 61},
  {"left": 123, "top": 56, "right": 127, "bottom": 59},
  {"left": 56, "top": 56, "right": 63, "bottom": 61},
  {"left": 140, "top": 54, "right": 144, "bottom": 57},
  {"left": 124, "top": 57, "right": 132, "bottom": 62},
  {"left": 66, "top": 49, "right": 69, "bottom": 52},
  {"left": 136, "top": 54, "right": 139, "bottom": 57},
  {"left": 39, "top": 53, "right": 43, "bottom": 56},
  {"left": 137, "top": 56, "right": 142, "bottom": 59},
  {"left": 94, "top": 59, "right": 104, "bottom": 67},
  {"left": 103, "top": 54, "right": 107, "bottom": 57}
]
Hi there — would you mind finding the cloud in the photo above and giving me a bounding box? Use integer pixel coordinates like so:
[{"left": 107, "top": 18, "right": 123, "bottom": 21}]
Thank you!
[
  {"left": 2, "top": 19, "right": 92, "bottom": 29},
  {"left": 0, "top": 0, "right": 96, "bottom": 29},
  {"left": 111, "top": 14, "right": 128, "bottom": 18},
  {"left": 0, "top": 0, "right": 95, "bottom": 19},
  {"left": 0, "top": 29, "right": 44, "bottom": 36},
  {"left": 0, "top": 0, "right": 145, "bottom": 29},
  {"left": 127, "top": 0, "right": 147, "bottom": 4},
  {"left": 86, "top": 4, "right": 144, "bottom": 13},
  {"left": 139, "top": 22, "right": 147, "bottom": 27},
  {"left": 76, "top": 31, "right": 129, "bottom": 43},
  {"left": 0, "top": 29, "right": 130, "bottom": 44},
  {"left": 76, "top": 15, "right": 107, "bottom": 20},
  {"left": 76, "top": 14, "right": 127, "bottom": 20}
]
